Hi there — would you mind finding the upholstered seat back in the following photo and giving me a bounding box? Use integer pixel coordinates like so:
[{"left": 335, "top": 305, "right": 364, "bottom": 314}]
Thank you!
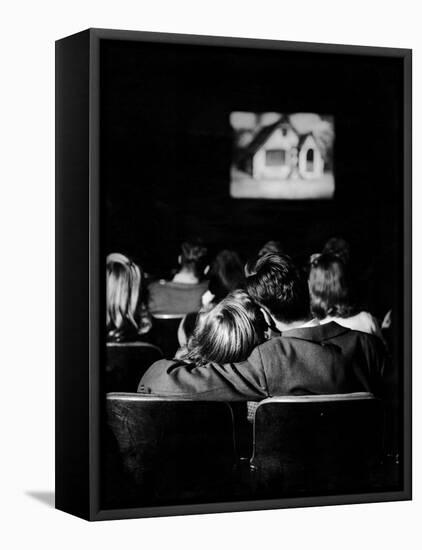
[
  {"left": 151, "top": 314, "right": 185, "bottom": 358},
  {"left": 105, "top": 393, "right": 237, "bottom": 505},
  {"left": 105, "top": 342, "right": 163, "bottom": 392},
  {"left": 250, "top": 393, "right": 384, "bottom": 495}
]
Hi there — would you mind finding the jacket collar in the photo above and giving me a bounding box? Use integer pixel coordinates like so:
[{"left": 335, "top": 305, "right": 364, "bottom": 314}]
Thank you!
[{"left": 280, "top": 321, "right": 351, "bottom": 343}]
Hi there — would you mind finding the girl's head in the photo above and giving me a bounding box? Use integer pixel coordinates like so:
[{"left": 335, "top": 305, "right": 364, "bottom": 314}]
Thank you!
[
  {"left": 186, "top": 290, "right": 266, "bottom": 365},
  {"left": 207, "top": 249, "right": 245, "bottom": 303},
  {"left": 308, "top": 253, "right": 354, "bottom": 319},
  {"left": 106, "top": 253, "right": 144, "bottom": 337},
  {"left": 322, "top": 237, "right": 351, "bottom": 265}
]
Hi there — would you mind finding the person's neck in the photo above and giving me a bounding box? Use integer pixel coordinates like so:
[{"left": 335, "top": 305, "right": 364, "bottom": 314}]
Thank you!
[
  {"left": 273, "top": 317, "right": 313, "bottom": 333},
  {"left": 172, "top": 269, "right": 200, "bottom": 284}
]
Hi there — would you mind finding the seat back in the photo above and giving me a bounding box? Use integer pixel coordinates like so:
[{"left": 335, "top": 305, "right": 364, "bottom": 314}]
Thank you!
[
  {"left": 151, "top": 313, "right": 185, "bottom": 358},
  {"left": 250, "top": 393, "right": 384, "bottom": 495},
  {"left": 105, "top": 342, "right": 163, "bottom": 392},
  {"left": 105, "top": 393, "right": 237, "bottom": 505}
]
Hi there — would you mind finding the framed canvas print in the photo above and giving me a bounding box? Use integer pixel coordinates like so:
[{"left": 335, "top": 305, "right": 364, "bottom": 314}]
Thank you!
[{"left": 55, "top": 28, "right": 412, "bottom": 521}]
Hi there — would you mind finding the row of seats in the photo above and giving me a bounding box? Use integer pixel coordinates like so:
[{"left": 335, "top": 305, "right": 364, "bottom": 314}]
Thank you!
[
  {"left": 105, "top": 317, "right": 184, "bottom": 392},
  {"left": 105, "top": 342, "right": 163, "bottom": 392},
  {"left": 151, "top": 314, "right": 184, "bottom": 358},
  {"left": 104, "top": 392, "right": 392, "bottom": 508}
]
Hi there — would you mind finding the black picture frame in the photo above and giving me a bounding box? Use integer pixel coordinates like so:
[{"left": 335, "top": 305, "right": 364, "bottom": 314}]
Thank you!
[{"left": 55, "top": 28, "right": 412, "bottom": 521}]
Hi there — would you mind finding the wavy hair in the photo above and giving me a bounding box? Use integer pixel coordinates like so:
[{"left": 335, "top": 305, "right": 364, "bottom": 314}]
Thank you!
[
  {"left": 308, "top": 253, "right": 355, "bottom": 319},
  {"left": 245, "top": 253, "right": 310, "bottom": 323},
  {"left": 185, "top": 290, "right": 266, "bottom": 366},
  {"left": 106, "top": 253, "right": 144, "bottom": 339}
]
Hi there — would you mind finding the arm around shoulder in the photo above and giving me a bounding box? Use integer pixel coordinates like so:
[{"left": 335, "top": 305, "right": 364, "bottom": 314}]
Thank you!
[{"left": 138, "top": 349, "right": 269, "bottom": 401}]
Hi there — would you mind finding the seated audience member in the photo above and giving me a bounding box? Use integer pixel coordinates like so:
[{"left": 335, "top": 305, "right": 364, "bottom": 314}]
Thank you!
[
  {"left": 308, "top": 253, "right": 384, "bottom": 341},
  {"left": 322, "top": 236, "right": 351, "bottom": 265},
  {"left": 178, "top": 249, "right": 246, "bottom": 349},
  {"left": 245, "top": 240, "right": 284, "bottom": 276},
  {"left": 148, "top": 240, "right": 209, "bottom": 315},
  {"left": 139, "top": 253, "right": 388, "bottom": 400},
  {"left": 310, "top": 237, "right": 351, "bottom": 266},
  {"left": 179, "top": 290, "right": 267, "bottom": 365},
  {"left": 201, "top": 249, "right": 245, "bottom": 307},
  {"left": 258, "top": 240, "right": 284, "bottom": 258},
  {"left": 106, "top": 253, "right": 152, "bottom": 342}
]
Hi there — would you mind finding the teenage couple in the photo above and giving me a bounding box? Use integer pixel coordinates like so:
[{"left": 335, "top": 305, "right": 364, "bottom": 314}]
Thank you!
[{"left": 138, "top": 253, "right": 388, "bottom": 401}]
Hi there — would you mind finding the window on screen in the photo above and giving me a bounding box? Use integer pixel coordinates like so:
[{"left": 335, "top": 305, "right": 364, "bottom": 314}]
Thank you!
[{"left": 266, "top": 149, "right": 286, "bottom": 166}]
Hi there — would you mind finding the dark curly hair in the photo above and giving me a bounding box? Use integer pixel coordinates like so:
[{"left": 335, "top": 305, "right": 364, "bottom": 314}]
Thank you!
[{"left": 245, "top": 253, "right": 311, "bottom": 323}]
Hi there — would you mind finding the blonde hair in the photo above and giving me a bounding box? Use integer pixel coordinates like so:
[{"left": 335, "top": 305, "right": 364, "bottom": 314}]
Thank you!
[
  {"left": 185, "top": 290, "right": 265, "bottom": 365},
  {"left": 106, "top": 253, "right": 143, "bottom": 336}
]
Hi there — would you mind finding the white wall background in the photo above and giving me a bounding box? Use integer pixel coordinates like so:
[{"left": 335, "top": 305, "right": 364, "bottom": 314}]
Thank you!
[{"left": 0, "top": 1, "right": 419, "bottom": 547}]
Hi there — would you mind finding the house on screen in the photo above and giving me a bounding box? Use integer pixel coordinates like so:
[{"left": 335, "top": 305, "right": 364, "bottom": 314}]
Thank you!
[{"left": 238, "top": 116, "right": 325, "bottom": 180}]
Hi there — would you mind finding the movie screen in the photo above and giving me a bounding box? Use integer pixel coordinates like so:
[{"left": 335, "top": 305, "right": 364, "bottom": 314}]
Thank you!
[{"left": 230, "top": 112, "right": 335, "bottom": 200}]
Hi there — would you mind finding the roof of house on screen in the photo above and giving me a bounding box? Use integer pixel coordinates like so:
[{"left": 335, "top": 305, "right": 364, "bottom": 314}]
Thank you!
[
  {"left": 239, "top": 115, "right": 321, "bottom": 160},
  {"left": 241, "top": 115, "right": 294, "bottom": 156},
  {"left": 297, "top": 132, "right": 320, "bottom": 149}
]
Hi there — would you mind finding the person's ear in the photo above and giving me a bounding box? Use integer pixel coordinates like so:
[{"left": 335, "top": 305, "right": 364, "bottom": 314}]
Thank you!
[
  {"left": 260, "top": 307, "right": 273, "bottom": 327},
  {"left": 177, "top": 316, "right": 187, "bottom": 348},
  {"left": 260, "top": 307, "right": 278, "bottom": 332},
  {"left": 203, "top": 264, "right": 210, "bottom": 276}
]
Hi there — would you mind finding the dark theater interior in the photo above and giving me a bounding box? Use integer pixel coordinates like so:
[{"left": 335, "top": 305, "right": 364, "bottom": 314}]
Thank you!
[{"left": 100, "top": 37, "right": 405, "bottom": 510}]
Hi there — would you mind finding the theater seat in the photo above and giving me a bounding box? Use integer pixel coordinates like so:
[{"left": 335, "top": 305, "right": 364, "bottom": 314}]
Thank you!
[
  {"left": 104, "top": 393, "right": 237, "bottom": 507},
  {"left": 105, "top": 342, "right": 163, "bottom": 392},
  {"left": 250, "top": 393, "right": 384, "bottom": 497},
  {"left": 151, "top": 313, "right": 185, "bottom": 358}
]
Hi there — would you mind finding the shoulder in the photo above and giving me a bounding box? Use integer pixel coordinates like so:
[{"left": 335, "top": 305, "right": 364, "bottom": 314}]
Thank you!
[
  {"left": 148, "top": 279, "right": 168, "bottom": 289},
  {"left": 351, "top": 311, "right": 384, "bottom": 341},
  {"left": 250, "top": 336, "right": 295, "bottom": 362},
  {"left": 344, "top": 311, "right": 377, "bottom": 332},
  {"left": 148, "top": 280, "right": 170, "bottom": 301},
  {"left": 348, "top": 327, "right": 385, "bottom": 357},
  {"left": 356, "top": 311, "right": 377, "bottom": 327},
  {"left": 139, "top": 358, "right": 192, "bottom": 388},
  {"left": 138, "top": 356, "right": 269, "bottom": 400},
  {"left": 334, "top": 311, "right": 381, "bottom": 338}
]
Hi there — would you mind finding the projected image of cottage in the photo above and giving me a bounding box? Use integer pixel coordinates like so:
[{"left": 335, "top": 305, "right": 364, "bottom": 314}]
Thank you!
[{"left": 230, "top": 112, "right": 335, "bottom": 200}]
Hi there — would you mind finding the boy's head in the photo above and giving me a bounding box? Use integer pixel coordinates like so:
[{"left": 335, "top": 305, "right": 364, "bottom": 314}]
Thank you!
[
  {"left": 178, "top": 240, "right": 208, "bottom": 279},
  {"left": 245, "top": 253, "right": 311, "bottom": 325}
]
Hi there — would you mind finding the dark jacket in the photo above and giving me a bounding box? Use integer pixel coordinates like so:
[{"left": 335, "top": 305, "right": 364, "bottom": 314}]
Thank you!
[{"left": 138, "top": 322, "right": 388, "bottom": 401}]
